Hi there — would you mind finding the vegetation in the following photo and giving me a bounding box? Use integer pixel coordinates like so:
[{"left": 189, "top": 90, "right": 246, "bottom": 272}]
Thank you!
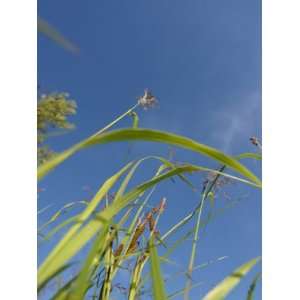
[
  {"left": 37, "top": 91, "right": 77, "bottom": 164},
  {"left": 37, "top": 95, "right": 261, "bottom": 299},
  {"left": 38, "top": 13, "right": 261, "bottom": 300}
]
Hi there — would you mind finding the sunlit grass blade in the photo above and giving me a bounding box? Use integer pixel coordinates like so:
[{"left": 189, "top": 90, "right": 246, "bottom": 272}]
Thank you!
[
  {"left": 70, "top": 225, "right": 110, "bottom": 300},
  {"left": 113, "top": 156, "right": 159, "bottom": 201},
  {"left": 40, "top": 215, "right": 79, "bottom": 243},
  {"left": 38, "top": 128, "right": 261, "bottom": 187},
  {"left": 149, "top": 235, "right": 168, "bottom": 300},
  {"left": 38, "top": 165, "right": 196, "bottom": 294},
  {"left": 99, "top": 234, "right": 114, "bottom": 300},
  {"left": 235, "top": 152, "right": 262, "bottom": 160},
  {"left": 38, "top": 162, "right": 133, "bottom": 288},
  {"left": 37, "top": 263, "right": 73, "bottom": 294},
  {"left": 38, "top": 17, "right": 79, "bottom": 54},
  {"left": 39, "top": 159, "right": 165, "bottom": 290},
  {"left": 203, "top": 257, "right": 261, "bottom": 300},
  {"left": 50, "top": 275, "right": 78, "bottom": 300},
  {"left": 247, "top": 272, "right": 261, "bottom": 300},
  {"left": 128, "top": 254, "right": 148, "bottom": 300},
  {"left": 37, "top": 101, "right": 135, "bottom": 181},
  {"left": 38, "top": 200, "right": 88, "bottom": 232},
  {"left": 87, "top": 129, "right": 261, "bottom": 186},
  {"left": 38, "top": 161, "right": 257, "bottom": 292},
  {"left": 38, "top": 204, "right": 52, "bottom": 215}
]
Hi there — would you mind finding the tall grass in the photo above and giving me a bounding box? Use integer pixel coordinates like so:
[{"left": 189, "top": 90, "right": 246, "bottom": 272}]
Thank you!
[{"left": 37, "top": 101, "right": 261, "bottom": 300}]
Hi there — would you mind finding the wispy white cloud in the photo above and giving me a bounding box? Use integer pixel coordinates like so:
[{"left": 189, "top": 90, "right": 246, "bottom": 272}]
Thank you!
[{"left": 210, "top": 91, "right": 261, "bottom": 153}]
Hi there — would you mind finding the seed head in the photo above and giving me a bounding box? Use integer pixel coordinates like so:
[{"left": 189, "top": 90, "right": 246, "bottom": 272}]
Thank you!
[
  {"left": 137, "top": 89, "right": 158, "bottom": 110},
  {"left": 250, "top": 136, "right": 260, "bottom": 146}
]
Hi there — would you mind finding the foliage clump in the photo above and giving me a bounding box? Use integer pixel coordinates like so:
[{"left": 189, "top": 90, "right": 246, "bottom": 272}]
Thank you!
[{"left": 37, "top": 92, "right": 77, "bottom": 164}]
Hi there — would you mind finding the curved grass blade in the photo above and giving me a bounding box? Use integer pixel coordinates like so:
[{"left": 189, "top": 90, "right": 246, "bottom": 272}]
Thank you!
[
  {"left": 38, "top": 128, "right": 261, "bottom": 187},
  {"left": 70, "top": 225, "right": 110, "bottom": 300},
  {"left": 37, "top": 263, "right": 73, "bottom": 294},
  {"left": 38, "top": 17, "right": 79, "bottom": 54},
  {"left": 38, "top": 204, "right": 52, "bottom": 215},
  {"left": 50, "top": 275, "right": 78, "bottom": 300},
  {"left": 38, "top": 162, "right": 133, "bottom": 288},
  {"left": 235, "top": 152, "right": 262, "bottom": 161},
  {"left": 40, "top": 215, "right": 80, "bottom": 244},
  {"left": 38, "top": 165, "right": 197, "bottom": 290},
  {"left": 149, "top": 235, "right": 167, "bottom": 300},
  {"left": 38, "top": 201, "right": 88, "bottom": 232},
  {"left": 203, "top": 257, "right": 261, "bottom": 300},
  {"left": 38, "top": 162, "right": 256, "bottom": 290},
  {"left": 38, "top": 157, "right": 168, "bottom": 289}
]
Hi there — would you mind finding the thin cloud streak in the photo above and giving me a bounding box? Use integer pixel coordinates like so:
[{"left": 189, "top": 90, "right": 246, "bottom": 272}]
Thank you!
[{"left": 210, "top": 92, "right": 261, "bottom": 154}]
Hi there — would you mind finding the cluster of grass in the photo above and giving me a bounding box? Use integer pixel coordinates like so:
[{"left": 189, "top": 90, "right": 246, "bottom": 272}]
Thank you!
[
  {"left": 38, "top": 16, "right": 261, "bottom": 300},
  {"left": 37, "top": 97, "right": 261, "bottom": 300}
]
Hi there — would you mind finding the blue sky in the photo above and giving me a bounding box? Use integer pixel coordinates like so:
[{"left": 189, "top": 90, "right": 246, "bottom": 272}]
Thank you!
[{"left": 38, "top": 0, "right": 261, "bottom": 299}]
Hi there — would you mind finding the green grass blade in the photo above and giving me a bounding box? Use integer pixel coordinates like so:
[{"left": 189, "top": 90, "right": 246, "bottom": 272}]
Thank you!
[
  {"left": 114, "top": 156, "right": 156, "bottom": 201},
  {"left": 128, "top": 254, "right": 148, "bottom": 300},
  {"left": 98, "top": 234, "right": 114, "bottom": 300},
  {"left": 50, "top": 275, "right": 78, "bottom": 300},
  {"left": 37, "top": 17, "right": 79, "bottom": 54},
  {"left": 40, "top": 215, "right": 79, "bottom": 242},
  {"left": 247, "top": 272, "right": 261, "bottom": 300},
  {"left": 203, "top": 257, "right": 261, "bottom": 300},
  {"left": 235, "top": 152, "right": 262, "bottom": 161},
  {"left": 38, "top": 162, "right": 257, "bottom": 291},
  {"left": 38, "top": 165, "right": 197, "bottom": 292},
  {"left": 37, "top": 263, "right": 73, "bottom": 293},
  {"left": 38, "top": 204, "right": 52, "bottom": 215},
  {"left": 38, "top": 162, "right": 133, "bottom": 288},
  {"left": 70, "top": 225, "right": 110, "bottom": 300},
  {"left": 38, "top": 128, "right": 261, "bottom": 186},
  {"left": 38, "top": 201, "right": 88, "bottom": 232},
  {"left": 149, "top": 236, "right": 168, "bottom": 300},
  {"left": 86, "top": 129, "right": 261, "bottom": 186}
]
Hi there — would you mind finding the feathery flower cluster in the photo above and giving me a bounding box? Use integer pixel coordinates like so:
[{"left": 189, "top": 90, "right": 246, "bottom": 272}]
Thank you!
[
  {"left": 137, "top": 89, "right": 158, "bottom": 110},
  {"left": 202, "top": 170, "right": 232, "bottom": 195}
]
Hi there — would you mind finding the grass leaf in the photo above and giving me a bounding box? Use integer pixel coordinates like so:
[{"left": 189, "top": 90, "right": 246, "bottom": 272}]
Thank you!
[
  {"left": 203, "top": 257, "right": 261, "bottom": 300},
  {"left": 150, "top": 236, "right": 168, "bottom": 300},
  {"left": 38, "top": 16, "right": 79, "bottom": 54},
  {"left": 38, "top": 162, "right": 133, "bottom": 288},
  {"left": 247, "top": 272, "right": 261, "bottom": 300},
  {"left": 38, "top": 128, "right": 261, "bottom": 187}
]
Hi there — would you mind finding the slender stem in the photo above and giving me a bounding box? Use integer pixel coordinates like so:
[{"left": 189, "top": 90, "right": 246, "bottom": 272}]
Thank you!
[
  {"left": 161, "top": 165, "right": 226, "bottom": 241},
  {"left": 90, "top": 103, "right": 139, "bottom": 138},
  {"left": 183, "top": 165, "right": 226, "bottom": 300},
  {"left": 183, "top": 193, "right": 205, "bottom": 300}
]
